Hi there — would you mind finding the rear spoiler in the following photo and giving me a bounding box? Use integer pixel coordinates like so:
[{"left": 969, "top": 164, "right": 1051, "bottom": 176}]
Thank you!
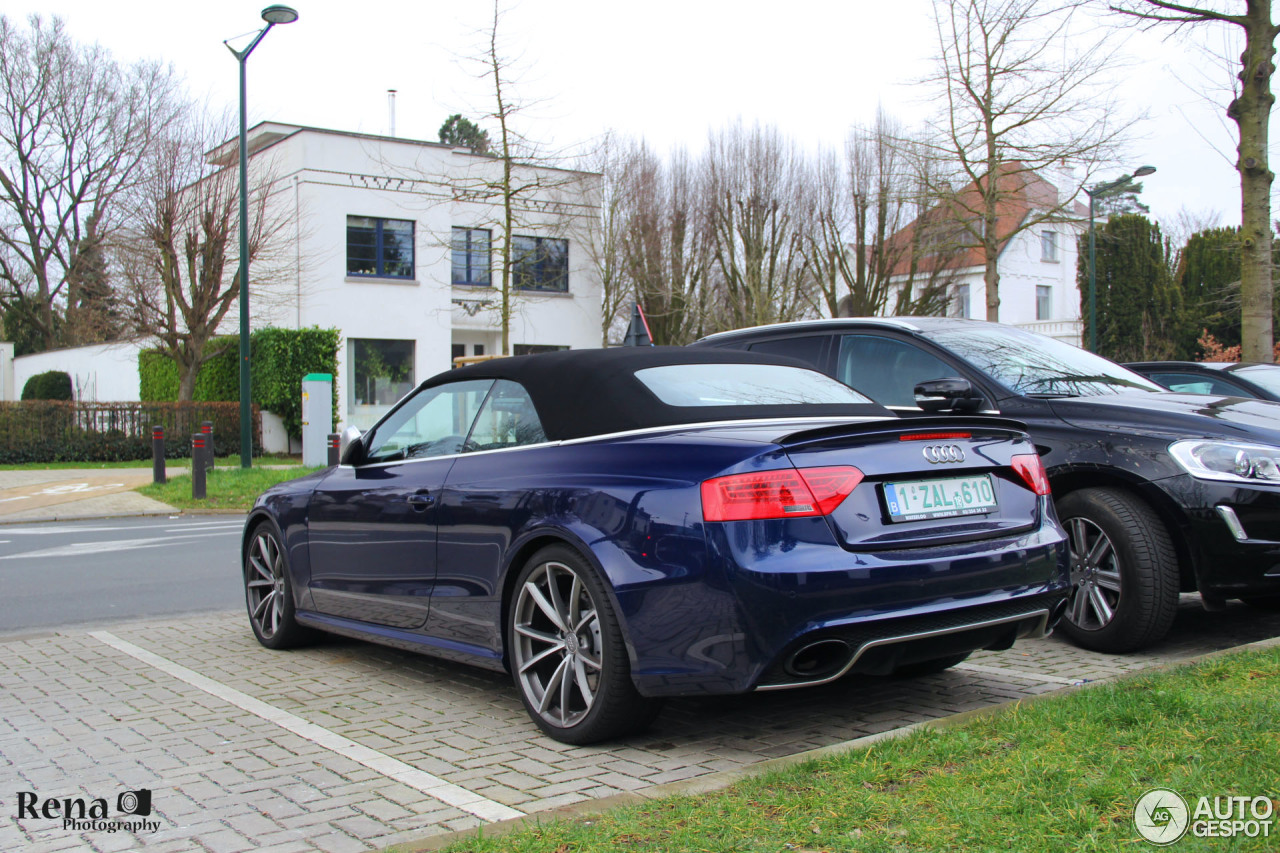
[{"left": 778, "top": 416, "right": 1032, "bottom": 450}]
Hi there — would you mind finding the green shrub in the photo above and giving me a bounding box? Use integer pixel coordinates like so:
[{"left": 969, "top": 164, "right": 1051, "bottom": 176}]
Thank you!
[
  {"left": 21, "top": 370, "right": 74, "bottom": 401},
  {"left": 138, "top": 328, "right": 341, "bottom": 439},
  {"left": 251, "top": 327, "right": 341, "bottom": 438},
  {"left": 138, "top": 339, "right": 239, "bottom": 401},
  {"left": 0, "top": 401, "right": 261, "bottom": 463}
]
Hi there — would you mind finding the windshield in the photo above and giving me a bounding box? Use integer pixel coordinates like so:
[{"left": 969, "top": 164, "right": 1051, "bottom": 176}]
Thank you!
[
  {"left": 924, "top": 324, "right": 1163, "bottom": 397},
  {"left": 1233, "top": 365, "right": 1280, "bottom": 396}
]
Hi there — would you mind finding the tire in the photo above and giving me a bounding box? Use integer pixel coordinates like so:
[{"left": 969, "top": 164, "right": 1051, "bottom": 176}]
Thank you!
[
  {"left": 508, "top": 545, "right": 663, "bottom": 744},
  {"left": 244, "top": 521, "right": 315, "bottom": 650},
  {"left": 1240, "top": 595, "right": 1280, "bottom": 612},
  {"left": 894, "top": 652, "right": 970, "bottom": 677},
  {"left": 1055, "top": 488, "right": 1179, "bottom": 653}
]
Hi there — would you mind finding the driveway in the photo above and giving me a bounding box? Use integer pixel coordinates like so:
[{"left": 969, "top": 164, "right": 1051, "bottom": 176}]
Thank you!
[{"left": 4, "top": 598, "right": 1279, "bottom": 852}]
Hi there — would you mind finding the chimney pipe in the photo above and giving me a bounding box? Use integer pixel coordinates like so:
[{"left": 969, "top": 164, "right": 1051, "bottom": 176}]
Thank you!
[{"left": 387, "top": 89, "right": 397, "bottom": 138}]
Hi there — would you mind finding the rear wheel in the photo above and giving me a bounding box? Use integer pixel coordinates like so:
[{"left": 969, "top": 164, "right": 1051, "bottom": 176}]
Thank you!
[
  {"left": 244, "top": 522, "right": 315, "bottom": 650},
  {"left": 1056, "top": 488, "right": 1178, "bottom": 653},
  {"left": 508, "top": 545, "right": 662, "bottom": 744}
]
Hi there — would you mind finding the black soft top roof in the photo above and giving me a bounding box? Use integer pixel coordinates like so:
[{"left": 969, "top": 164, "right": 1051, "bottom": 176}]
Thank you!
[{"left": 418, "top": 346, "right": 891, "bottom": 441}]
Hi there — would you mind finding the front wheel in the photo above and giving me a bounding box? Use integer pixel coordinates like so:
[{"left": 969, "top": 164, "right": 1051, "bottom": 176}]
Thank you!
[
  {"left": 244, "top": 522, "right": 315, "bottom": 650},
  {"left": 1055, "top": 488, "right": 1179, "bottom": 653},
  {"left": 508, "top": 545, "right": 662, "bottom": 744}
]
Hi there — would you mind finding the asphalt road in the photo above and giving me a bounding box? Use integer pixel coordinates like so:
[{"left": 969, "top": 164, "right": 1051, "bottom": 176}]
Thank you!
[{"left": 0, "top": 515, "right": 246, "bottom": 633}]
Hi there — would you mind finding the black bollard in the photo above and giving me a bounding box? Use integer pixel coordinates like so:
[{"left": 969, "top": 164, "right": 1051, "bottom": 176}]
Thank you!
[
  {"left": 327, "top": 433, "right": 341, "bottom": 466},
  {"left": 151, "top": 426, "right": 166, "bottom": 485},
  {"left": 200, "top": 421, "right": 215, "bottom": 471},
  {"left": 191, "top": 434, "right": 207, "bottom": 500}
]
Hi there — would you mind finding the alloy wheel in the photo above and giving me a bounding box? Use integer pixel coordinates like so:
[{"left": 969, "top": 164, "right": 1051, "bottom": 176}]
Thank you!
[
  {"left": 1065, "top": 515, "right": 1123, "bottom": 631},
  {"left": 246, "top": 528, "right": 287, "bottom": 640},
  {"left": 512, "top": 560, "right": 603, "bottom": 729}
]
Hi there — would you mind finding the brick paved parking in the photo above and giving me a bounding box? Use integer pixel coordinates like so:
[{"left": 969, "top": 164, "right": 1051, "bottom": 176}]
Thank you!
[{"left": 3, "top": 596, "right": 1278, "bottom": 852}]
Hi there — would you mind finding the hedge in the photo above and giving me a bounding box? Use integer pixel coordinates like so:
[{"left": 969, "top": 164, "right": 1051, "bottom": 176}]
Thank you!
[
  {"left": 138, "top": 328, "right": 340, "bottom": 439},
  {"left": 138, "top": 340, "right": 239, "bottom": 402},
  {"left": 0, "top": 401, "right": 261, "bottom": 464},
  {"left": 21, "top": 370, "right": 74, "bottom": 401}
]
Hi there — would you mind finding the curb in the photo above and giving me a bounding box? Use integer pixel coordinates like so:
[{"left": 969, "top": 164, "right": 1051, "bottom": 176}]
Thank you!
[{"left": 386, "top": 633, "right": 1280, "bottom": 853}]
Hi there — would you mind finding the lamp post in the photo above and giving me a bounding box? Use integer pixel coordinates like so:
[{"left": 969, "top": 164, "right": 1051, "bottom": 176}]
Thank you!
[
  {"left": 1085, "top": 165, "right": 1156, "bottom": 353},
  {"left": 225, "top": 5, "right": 298, "bottom": 468}
]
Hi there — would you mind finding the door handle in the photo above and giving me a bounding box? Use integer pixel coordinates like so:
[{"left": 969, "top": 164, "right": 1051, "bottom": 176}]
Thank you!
[{"left": 407, "top": 492, "right": 436, "bottom": 511}]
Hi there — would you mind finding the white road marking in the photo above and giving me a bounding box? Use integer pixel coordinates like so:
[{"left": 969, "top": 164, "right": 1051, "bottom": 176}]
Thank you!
[
  {"left": 0, "top": 525, "right": 149, "bottom": 535},
  {"left": 955, "top": 661, "right": 1080, "bottom": 685},
  {"left": 0, "top": 531, "right": 236, "bottom": 560},
  {"left": 89, "top": 631, "right": 525, "bottom": 823}
]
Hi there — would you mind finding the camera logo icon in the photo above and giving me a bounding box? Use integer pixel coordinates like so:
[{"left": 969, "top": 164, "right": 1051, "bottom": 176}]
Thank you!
[
  {"left": 117, "top": 789, "right": 152, "bottom": 817},
  {"left": 1134, "top": 788, "right": 1189, "bottom": 845}
]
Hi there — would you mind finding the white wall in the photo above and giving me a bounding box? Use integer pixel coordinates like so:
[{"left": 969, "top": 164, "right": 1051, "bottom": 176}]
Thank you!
[
  {"left": 0, "top": 342, "right": 13, "bottom": 401},
  {"left": 12, "top": 340, "right": 145, "bottom": 401}
]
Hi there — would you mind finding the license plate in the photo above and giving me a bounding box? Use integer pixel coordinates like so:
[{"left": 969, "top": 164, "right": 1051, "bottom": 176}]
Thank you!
[{"left": 883, "top": 475, "right": 997, "bottom": 522}]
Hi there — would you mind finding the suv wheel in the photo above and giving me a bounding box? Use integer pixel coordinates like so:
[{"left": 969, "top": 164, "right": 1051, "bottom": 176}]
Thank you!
[{"left": 1056, "top": 488, "right": 1179, "bottom": 653}]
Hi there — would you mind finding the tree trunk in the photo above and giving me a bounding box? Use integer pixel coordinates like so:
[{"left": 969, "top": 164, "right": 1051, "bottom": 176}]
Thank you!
[{"left": 1234, "top": 9, "right": 1277, "bottom": 362}]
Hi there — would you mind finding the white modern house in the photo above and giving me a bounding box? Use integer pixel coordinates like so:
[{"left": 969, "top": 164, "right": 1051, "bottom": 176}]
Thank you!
[
  {"left": 8, "top": 122, "right": 605, "bottom": 434},
  {"left": 882, "top": 165, "right": 1085, "bottom": 344}
]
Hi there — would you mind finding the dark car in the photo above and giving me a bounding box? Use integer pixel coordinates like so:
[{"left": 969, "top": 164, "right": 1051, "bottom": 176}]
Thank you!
[
  {"left": 1125, "top": 361, "right": 1280, "bottom": 403},
  {"left": 695, "top": 318, "right": 1280, "bottom": 653},
  {"left": 243, "top": 347, "right": 1068, "bottom": 743}
]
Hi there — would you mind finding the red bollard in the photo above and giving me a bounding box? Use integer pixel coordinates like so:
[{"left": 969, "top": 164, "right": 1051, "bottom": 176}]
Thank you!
[
  {"left": 191, "top": 434, "right": 207, "bottom": 500},
  {"left": 200, "top": 421, "right": 215, "bottom": 471},
  {"left": 152, "top": 425, "right": 166, "bottom": 485},
  {"left": 327, "top": 433, "right": 341, "bottom": 466}
]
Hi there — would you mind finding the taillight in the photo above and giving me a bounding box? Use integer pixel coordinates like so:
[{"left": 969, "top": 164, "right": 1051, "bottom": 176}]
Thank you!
[
  {"left": 1011, "top": 453, "right": 1051, "bottom": 496},
  {"left": 898, "top": 432, "right": 972, "bottom": 441},
  {"left": 701, "top": 466, "right": 864, "bottom": 521}
]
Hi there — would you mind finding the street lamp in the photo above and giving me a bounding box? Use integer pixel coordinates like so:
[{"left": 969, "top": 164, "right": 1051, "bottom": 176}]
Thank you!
[
  {"left": 225, "top": 5, "right": 298, "bottom": 468},
  {"left": 1086, "top": 165, "right": 1156, "bottom": 353}
]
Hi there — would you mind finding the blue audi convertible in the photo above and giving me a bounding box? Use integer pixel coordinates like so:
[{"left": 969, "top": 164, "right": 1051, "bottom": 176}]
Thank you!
[{"left": 242, "top": 348, "right": 1070, "bottom": 743}]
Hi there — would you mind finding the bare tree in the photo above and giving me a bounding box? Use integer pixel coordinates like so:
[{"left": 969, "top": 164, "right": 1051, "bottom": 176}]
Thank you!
[
  {"left": 1112, "top": 1, "right": 1277, "bottom": 362},
  {"left": 923, "top": 0, "right": 1130, "bottom": 321},
  {"left": 0, "top": 15, "right": 181, "bottom": 352},
  {"left": 114, "top": 113, "right": 289, "bottom": 401},
  {"left": 703, "top": 123, "right": 814, "bottom": 332},
  {"left": 578, "top": 133, "right": 636, "bottom": 345},
  {"left": 619, "top": 145, "right": 711, "bottom": 345}
]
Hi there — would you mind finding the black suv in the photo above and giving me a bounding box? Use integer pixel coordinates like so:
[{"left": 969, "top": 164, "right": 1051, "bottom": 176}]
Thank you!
[{"left": 695, "top": 318, "right": 1280, "bottom": 653}]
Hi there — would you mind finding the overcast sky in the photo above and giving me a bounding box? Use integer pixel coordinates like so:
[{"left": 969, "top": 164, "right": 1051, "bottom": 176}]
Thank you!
[{"left": 5, "top": 0, "right": 1259, "bottom": 230}]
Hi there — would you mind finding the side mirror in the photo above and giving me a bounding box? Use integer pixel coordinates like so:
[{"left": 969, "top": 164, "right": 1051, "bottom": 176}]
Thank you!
[
  {"left": 914, "top": 377, "right": 983, "bottom": 413},
  {"left": 338, "top": 425, "right": 365, "bottom": 465}
]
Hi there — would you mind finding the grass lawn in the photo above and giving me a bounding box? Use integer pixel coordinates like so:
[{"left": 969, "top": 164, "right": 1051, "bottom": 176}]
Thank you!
[
  {"left": 432, "top": 646, "right": 1280, "bottom": 853},
  {"left": 0, "top": 454, "right": 303, "bottom": 471},
  {"left": 136, "top": 464, "right": 322, "bottom": 510}
]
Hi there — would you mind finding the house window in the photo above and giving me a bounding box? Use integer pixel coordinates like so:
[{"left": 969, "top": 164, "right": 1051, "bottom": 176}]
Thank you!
[
  {"left": 349, "top": 338, "right": 415, "bottom": 410},
  {"left": 1036, "top": 285, "right": 1052, "bottom": 320},
  {"left": 348, "top": 216, "right": 414, "bottom": 278},
  {"left": 452, "top": 227, "right": 491, "bottom": 286},
  {"left": 512, "top": 236, "right": 569, "bottom": 292},
  {"left": 1040, "top": 230, "right": 1058, "bottom": 262},
  {"left": 954, "top": 284, "right": 971, "bottom": 319}
]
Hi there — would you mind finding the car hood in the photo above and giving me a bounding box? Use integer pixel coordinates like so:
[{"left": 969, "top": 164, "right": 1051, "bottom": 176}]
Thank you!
[{"left": 1047, "top": 391, "right": 1280, "bottom": 444}]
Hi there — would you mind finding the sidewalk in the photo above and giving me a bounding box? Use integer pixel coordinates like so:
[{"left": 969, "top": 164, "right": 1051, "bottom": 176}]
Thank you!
[{"left": 0, "top": 468, "right": 179, "bottom": 523}]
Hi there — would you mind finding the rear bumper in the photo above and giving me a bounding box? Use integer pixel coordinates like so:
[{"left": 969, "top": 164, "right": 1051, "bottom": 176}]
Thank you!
[{"left": 623, "top": 516, "right": 1069, "bottom": 697}]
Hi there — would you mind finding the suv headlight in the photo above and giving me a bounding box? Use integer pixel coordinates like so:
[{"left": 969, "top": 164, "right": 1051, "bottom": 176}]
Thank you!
[{"left": 1169, "top": 439, "right": 1280, "bottom": 484}]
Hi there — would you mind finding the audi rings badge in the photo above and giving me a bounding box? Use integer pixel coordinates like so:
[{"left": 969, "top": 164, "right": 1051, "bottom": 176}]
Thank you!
[{"left": 923, "top": 444, "right": 965, "bottom": 464}]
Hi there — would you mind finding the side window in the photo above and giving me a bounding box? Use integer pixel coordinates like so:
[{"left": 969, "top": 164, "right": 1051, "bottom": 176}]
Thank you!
[
  {"left": 364, "top": 380, "right": 494, "bottom": 463},
  {"left": 836, "top": 335, "right": 958, "bottom": 407},
  {"left": 746, "top": 335, "right": 828, "bottom": 369},
  {"left": 1148, "top": 372, "right": 1246, "bottom": 397},
  {"left": 466, "top": 380, "right": 546, "bottom": 451}
]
